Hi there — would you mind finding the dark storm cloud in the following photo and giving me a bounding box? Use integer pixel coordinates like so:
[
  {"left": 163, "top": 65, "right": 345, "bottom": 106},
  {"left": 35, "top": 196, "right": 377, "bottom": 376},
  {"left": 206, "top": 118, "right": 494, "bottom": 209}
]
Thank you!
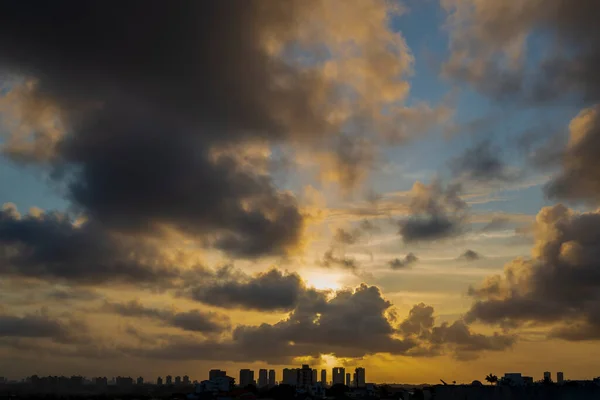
[
  {"left": 443, "top": 0, "right": 600, "bottom": 104},
  {"left": 0, "top": 314, "right": 68, "bottom": 339},
  {"left": 459, "top": 250, "right": 481, "bottom": 261},
  {"left": 183, "top": 267, "right": 319, "bottom": 312},
  {"left": 449, "top": 141, "right": 519, "bottom": 183},
  {"left": 399, "top": 181, "right": 468, "bottom": 242},
  {"left": 0, "top": 0, "right": 334, "bottom": 257},
  {"left": 466, "top": 204, "right": 600, "bottom": 340},
  {"left": 0, "top": 207, "right": 178, "bottom": 284},
  {"left": 389, "top": 253, "right": 418, "bottom": 270},
  {"left": 101, "top": 300, "right": 230, "bottom": 334}
]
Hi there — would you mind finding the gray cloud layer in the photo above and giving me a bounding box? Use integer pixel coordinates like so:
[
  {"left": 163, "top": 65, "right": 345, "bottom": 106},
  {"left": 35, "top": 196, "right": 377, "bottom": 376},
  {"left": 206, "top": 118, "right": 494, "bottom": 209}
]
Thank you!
[
  {"left": 0, "top": 206, "right": 178, "bottom": 284},
  {"left": 101, "top": 300, "right": 231, "bottom": 334},
  {"left": 467, "top": 205, "right": 600, "bottom": 340}
]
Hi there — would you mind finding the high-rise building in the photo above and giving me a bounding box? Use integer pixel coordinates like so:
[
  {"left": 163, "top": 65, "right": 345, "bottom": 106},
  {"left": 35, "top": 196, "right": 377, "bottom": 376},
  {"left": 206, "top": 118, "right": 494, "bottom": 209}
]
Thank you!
[
  {"left": 116, "top": 377, "right": 133, "bottom": 387},
  {"left": 282, "top": 369, "right": 298, "bottom": 386},
  {"left": 183, "top": 375, "right": 190, "bottom": 385},
  {"left": 332, "top": 368, "right": 345, "bottom": 385},
  {"left": 268, "top": 370, "right": 276, "bottom": 387},
  {"left": 209, "top": 370, "right": 227, "bottom": 381},
  {"left": 258, "top": 369, "right": 268, "bottom": 388},
  {"left": 298, "top": 365, "right": 313, "bottom": 387},
  {"left": 157, "top": 377, "right": 163, "bottom": 386},
  {"left": 94, "top": 377, "right": 108, "bottom": 386},
  {"left": 239, "top": 369, "right": 254, "bottom": 387},
  {"left": 557, "top": 372, "right": 564, "bottom": 383},
  {"left": 175, "top": 376, "right": 181, "bottom": 385},
  {"left": 355, "top": 367, "right": 365, "bottom": 388},
  {"left": 345, "top": 373, "right": 351, "bottom": 387},
  {"left": 312, "top": 369, "right": 318, "bottom": 384},
  {"left": 543, "top": 371, "right": 552, "bottom": 382},
  {"left": 321, "top": 369, "right": 327, "bottom": 385},
  {"left": 136, "top": 377, "right": 144, "bottom": 385},
  {"left": 166, "top": 375, "right": 173, "bottom": 385}
]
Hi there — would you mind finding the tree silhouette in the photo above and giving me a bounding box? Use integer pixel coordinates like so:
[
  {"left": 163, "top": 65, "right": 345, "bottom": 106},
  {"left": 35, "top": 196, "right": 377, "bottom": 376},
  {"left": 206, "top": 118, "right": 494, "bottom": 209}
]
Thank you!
[{"left": 485, "top": 374, "right": 498, "bottom": 385}]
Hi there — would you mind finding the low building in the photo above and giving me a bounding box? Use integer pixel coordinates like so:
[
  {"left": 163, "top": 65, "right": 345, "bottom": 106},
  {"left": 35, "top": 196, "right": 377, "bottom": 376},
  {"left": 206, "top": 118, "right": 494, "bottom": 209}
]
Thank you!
[{"left": 195, "top": 376, "right": 234, "bottom": 393}]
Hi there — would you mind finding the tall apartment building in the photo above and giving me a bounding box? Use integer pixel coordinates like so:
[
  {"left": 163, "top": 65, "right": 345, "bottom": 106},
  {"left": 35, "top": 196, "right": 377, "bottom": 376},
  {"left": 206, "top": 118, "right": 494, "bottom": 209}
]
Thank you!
[
  {"left": 345, "top": 373, "right": 351, "bottom": 387},
  {"left": 557, "top": 372, "right": 564, "bottom": 383},
  {"left": 268, "top": 370, "right": 276, "bottom": 386},
  {"left": 332, "top": 367, "right": 345, "bottom": 385},
  {"left": 239, "top": 369, "right": 254, "bottom": 387},
  {"left": 282, "top": 368, "right": 298, "bottom": 386},
  {"left": 355, "top": 367, "right": 366, "bottom": 388},
  {"left": 298, "top": 365, "right": 313, "bottom": 387},
  {"left": 209, "top": 370, "right": 226, "bottom": 381},
  {"left": 258, "top": 369, "right": 268, "bottom": 388},
  {"left": 321, "top": 369, "right": 327, "bottom": 385}
]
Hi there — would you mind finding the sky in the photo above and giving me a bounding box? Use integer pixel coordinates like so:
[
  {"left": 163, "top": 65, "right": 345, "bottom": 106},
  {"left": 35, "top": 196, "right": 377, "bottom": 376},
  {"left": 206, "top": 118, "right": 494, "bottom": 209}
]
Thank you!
[{"left": 1, "top": 0, "right": 600, "bottom": 385}]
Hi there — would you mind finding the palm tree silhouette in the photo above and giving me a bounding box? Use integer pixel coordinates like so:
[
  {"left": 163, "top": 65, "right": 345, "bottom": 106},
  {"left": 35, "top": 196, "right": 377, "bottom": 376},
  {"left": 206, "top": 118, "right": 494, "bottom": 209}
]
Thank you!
[{"left": 485, "top": 374, "right": 498, "bottom": 385}]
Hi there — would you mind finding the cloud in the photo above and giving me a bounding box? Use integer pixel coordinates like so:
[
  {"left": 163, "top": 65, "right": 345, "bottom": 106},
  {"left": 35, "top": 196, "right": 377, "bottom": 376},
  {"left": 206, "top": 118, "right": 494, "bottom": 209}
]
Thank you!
[
  {"left": 123, "top": 284, "right": 412, "bottom": 363},
  {"left": 0, "top": 314, "right": 68, "bottom": 339},
  {"left": 100, "top": 300, "right": 231, "bottom": 334},
  {"left": 389, "top": 253, "right": 419, "bottom": 270},
  {"left": 333, "top": 228, "right": 361, "bottom": 245},
  {"left": 481, "top": 217, "right": 510, "bottom": 232},
  {"left": 126, "top": 285, "right": 507, "bottom": 363},
  {"left": 398, "top": 303, "right": 515, "bottom": 359},
  {"left": 459, "top": 250, "right": 481, "bottom": 261},
  {"left": 442, "top": 0, "right": 600, "bottom": 103},
  {"left": 545, "top": 105, "right": 600, "bottom": 204},
  {"left": 182, "top": 267, "right": 320, "bottom": 312},
  {"left": 466, "top": 204, "right": 600, "bottom": 340},
  {"left": 0, "top": 0, "right": 422, "bottom": 258},
  {"left": 46, "top": 287, "right": 100, "bottom": 302},
  {"left": 398, "top": 181, "right": 468, "bottom": 242},
  {"left": 0, "top": 309, "right": 86, "bottom": 345},
  {"left": 0, "top": 206, "right": 179, "bottom": 285},
  {"left": 0, "top": 285, "right": 512, "bottom": 364},
  {"left": 450, "top": 141, "right": 520, "bottom": 183}
]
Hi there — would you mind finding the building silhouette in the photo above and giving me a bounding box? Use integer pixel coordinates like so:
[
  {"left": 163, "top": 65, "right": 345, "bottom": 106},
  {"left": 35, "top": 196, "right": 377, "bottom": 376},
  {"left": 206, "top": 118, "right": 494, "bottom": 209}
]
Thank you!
[
  {"left": 175, "top": 376, "right": 181, "bottom": 385},
  {"left": 258, "top": 369, "right": 268, "bottom": 388},
  {"left": 183, "top": 375, "right": 190, "bottom": 385},
  {"left": 209, "top": 370, "right": 226, "bottom": 381},
  {"left": 355, "top": 367, "right": 366, "bottom": 388},
  {"left": 345, "top": 373, "right": 351, "bottom": 387},
  {"left": 298, "top": 365, "right": 313, "bottom": 387},
  {"left": 94, "top": 377, "right": 108, "bottom": 386},
  {"left": 544, "top": 371, "right": 552, "bottom": 382},
  {"left": 321, "top": 369, "right": 327, "bottom": 385},
  {"left": 166, "top": 375, "right": 172, "bottom": 385},
  {"left": 557, "top": 372, "right": 564, "bottom": 383},
  {"left": 136, "top": 376, "right": 143, "bottom": 385},
  {"left": 332, "top": 367, "right": 345, "bottom": 385},
  {"left": 239, "top": 369, "right": 254, "bottom": 387},
  {"left": 116, "top": 376, "right": 133, "bottom": 387},
  {"left": 156, "top": 377, "right": 163, "bottom": 385},
  {"left": 282, "top": 368, "right": 298, "bottom": 386},
  {"left": 268, "top": 369, "right": 275, "bottom": 387}
]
